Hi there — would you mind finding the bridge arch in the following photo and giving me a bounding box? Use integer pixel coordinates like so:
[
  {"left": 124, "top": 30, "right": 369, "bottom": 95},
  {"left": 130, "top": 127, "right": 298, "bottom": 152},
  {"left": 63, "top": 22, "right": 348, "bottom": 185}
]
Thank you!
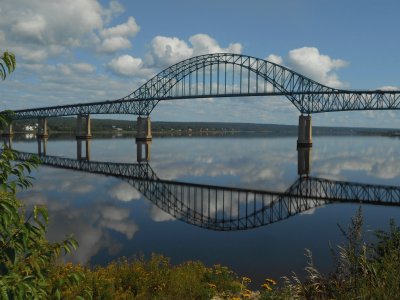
[
  {"left": 124, "top": 53, "right": 340, "bottom": 114},
  {"left": 9, "top": 53, "right": 400, "bottom": 119}
]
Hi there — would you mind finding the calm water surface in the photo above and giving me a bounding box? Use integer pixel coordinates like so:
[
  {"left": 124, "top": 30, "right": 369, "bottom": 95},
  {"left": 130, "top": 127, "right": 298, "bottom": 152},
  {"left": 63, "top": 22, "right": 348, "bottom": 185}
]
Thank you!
[{"left": 13, "top": 135, "right": 400, "bottom": 286}]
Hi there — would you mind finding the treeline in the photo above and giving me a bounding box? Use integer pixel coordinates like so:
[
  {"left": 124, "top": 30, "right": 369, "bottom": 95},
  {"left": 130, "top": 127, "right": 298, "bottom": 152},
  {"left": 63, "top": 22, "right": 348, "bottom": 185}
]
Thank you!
[{"left": 11, "top": 117, "right": 400, "bottom": 136}]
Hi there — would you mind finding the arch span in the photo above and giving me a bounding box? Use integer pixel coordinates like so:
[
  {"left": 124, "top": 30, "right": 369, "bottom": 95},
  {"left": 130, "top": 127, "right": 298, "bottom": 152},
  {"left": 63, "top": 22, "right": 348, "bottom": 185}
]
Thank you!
[{"left": 10, "top": 53, "right": 400, "bottom": 119}]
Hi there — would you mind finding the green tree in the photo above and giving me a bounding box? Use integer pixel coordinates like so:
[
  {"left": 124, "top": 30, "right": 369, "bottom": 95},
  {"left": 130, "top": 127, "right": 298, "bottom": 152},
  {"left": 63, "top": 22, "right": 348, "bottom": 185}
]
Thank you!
[
  {"left": 0, "top": 51, "right": 16, "bottom": 128},
  {"left": 0, "top": 52, "right": 86, "bottom": 299},
  {"left": 0, "top": 51, "right": 16, "bottom": 81}
]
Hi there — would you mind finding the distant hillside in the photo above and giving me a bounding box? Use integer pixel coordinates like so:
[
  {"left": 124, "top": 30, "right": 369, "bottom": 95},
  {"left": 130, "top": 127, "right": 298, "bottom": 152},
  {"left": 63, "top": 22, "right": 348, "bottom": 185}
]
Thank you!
[{"left": 11, "top": 117, "right": 400, "bottom": 137}]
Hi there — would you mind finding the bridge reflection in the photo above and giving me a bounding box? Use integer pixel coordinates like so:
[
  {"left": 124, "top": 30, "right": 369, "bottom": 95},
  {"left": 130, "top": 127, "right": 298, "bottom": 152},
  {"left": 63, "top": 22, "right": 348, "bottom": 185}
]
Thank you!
[
  {"left": 15, "top": 151, "right": 400, "bottom": 231},
  {"left": 4, "top": 135, "right": 150, "bottom": 163}
]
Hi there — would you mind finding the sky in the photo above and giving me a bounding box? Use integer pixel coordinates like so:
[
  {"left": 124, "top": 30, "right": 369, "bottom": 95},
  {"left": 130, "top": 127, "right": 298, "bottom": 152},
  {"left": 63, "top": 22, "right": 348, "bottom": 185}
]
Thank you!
[{"left": 1, "top": 0, "right": 399, "bottom": 128}]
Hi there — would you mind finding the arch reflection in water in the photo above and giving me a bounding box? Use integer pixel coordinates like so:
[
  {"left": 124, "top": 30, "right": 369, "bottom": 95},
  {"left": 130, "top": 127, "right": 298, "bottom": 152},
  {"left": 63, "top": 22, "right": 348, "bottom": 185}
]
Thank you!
[
  {"left": 15, "top": 152, "right": 400, "bottom": 231},
  {"left": 37, "top": 137, "right": 48, "bottom": 157}
]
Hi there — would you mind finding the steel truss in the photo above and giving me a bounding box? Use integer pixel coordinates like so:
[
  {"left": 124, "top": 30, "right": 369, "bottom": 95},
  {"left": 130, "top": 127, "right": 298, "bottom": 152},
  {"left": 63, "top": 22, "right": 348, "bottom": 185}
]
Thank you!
[
  {"left": 15, "top": 152, "right": 400, "bottom": 231},
  {"left": 9, "top": 53, "right": 400, "bottom": 120}
]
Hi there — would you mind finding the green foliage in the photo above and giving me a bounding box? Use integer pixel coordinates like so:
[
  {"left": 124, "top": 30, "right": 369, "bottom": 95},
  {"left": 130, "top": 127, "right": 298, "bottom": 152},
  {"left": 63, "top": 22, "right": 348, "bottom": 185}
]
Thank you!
[
  {"left": 0, "top": 146, "right": 83, "bottom": 299},
  {"left": 0, "top": 52, "right": 84, "bottom": 298},
  {"left": 279, "top": 208, "right": 400, "bottom": 299},
  {"left": 0, "top": 51, "right": 16, "bottom": 81},
  {"left": 0, "top": 148, "right": 39, "bottom": 193}
]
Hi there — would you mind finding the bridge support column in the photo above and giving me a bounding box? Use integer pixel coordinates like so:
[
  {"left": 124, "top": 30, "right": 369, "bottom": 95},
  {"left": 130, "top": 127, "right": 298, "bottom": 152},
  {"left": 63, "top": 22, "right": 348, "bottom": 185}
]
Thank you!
[
  {"left": 297, "top": 146, "right": 311, "bottom": 176},
  {"left": 76, "top": 114, "right": 92, "bottom": 139},
  {"left": 77, "top": 138, "right": 91, "bottom": 161},
  {"left": 37, "top": 117, "right": 49, "bottom": 138},
  {"left": 297, "top": 115, "right": 312, "bottom": 148},
  {"left": 2, "top": 123, "right": 13, "bottom": 137},
  {"left": 135, "top": 116, "right": 152, "bottom": 163},
  {"left": 37, "top": 137, "right": 48, "bottom": 157}
]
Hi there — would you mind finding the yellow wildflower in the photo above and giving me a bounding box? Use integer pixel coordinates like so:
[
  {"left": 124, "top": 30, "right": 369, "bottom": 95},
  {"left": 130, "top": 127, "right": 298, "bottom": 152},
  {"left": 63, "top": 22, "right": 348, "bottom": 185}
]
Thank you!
[
  {"left": 265, "top": 278, "right": 277, "bottom": 285},
  {"left": 242, "top": 276, "right": 252, "bottom": 283},
  {"left": 208, "top": 283, "right": 217, "bottom": 289},
  {"left": 261, "top": 283, "right": 273, "bottom": 291}
]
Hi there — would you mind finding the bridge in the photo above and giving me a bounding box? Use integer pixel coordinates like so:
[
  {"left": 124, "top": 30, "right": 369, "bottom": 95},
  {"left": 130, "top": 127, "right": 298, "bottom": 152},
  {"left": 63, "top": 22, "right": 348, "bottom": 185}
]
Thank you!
[
  {"left": 15, "top": 151, "right": 400, "bottom": 231},
  {"left": 3, "top": 53, "right": 400, "bottom": 148}
]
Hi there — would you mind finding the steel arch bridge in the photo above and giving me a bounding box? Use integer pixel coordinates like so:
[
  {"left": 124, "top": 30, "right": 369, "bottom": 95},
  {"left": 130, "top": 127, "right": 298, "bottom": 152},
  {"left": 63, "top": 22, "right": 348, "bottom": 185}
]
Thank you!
[
  {"left": 9, "top": 53, "right": 400, "bottom": 120},
  {"left": 15, "top": 152, "right": 400, "bottom": 231}
]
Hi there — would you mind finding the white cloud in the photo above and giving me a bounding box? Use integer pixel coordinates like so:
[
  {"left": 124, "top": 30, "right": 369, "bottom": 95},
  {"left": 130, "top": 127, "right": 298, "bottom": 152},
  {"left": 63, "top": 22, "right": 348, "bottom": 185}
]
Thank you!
[
  {"left": 149, "top": 36, "right": 193, "bottom": 67},
  {"left": 108, "top": 182, "right": 142, "bottom": 201},
  {"left": 100, "top": 219, "right": 138, "bottom": 239},
  {"left": 189, "top": 34, "right": 242, "bottom": 56},
  {"left": 286, "top": 47, "right": 348, "bottom": 88},
  {"left": 103, "top": 0, "right": 125, "bottom": 24},
  {"left": 147, "top": 34, "right": 242, "bottom": 67},
  {"left": 1, "top": 0, "right": 139, "bottom": 60},
  {"left": 107, "top": 54, "right": 153, "bottom": 77},
  {"left": 99, "top": 36, "right": 131, "bottom": 53},
  {"left": 71, "top": 63, "right": 95, "bottom": 73},
  {"left": 11, "top": 14, "right": 47, "bottom": 43},
  {"left": 101, "top": 205, "right": 130, "bottom": 221},
  {"left": 378, "top": 86, "right": 399, "bottom": 91},
  {"left": 53, "top": 63, "right": 95, "bottom": 77},
  {"left": 14, "top": 47, "right": 48, "bottom": 63},
  {"left": 101, "top": 16, "right": 139, "bottom": 38},
  {"left": 266, "top": 54, "right": 283, "bottom": 65},
  {"left": 98, "top": 16, "right": 140, "bottom": 53},
  {"left": 99, "top": 205, "right": 139, "bottom": 239},
  {"left": 150, "top": 205, "right": 176, "bottom": 222},
  {"left": 2, "top": 0, "right": 103, "bottom": 47}
]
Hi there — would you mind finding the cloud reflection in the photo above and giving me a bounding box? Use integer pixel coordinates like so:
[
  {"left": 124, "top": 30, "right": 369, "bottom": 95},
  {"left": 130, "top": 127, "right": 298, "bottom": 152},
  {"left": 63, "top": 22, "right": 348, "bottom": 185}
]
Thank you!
[
  {"left": 108, "top": 181, "right": 142, "bottom": 202},
  {"left": 18, "top": 167, "right": 140, "bottom": 264},
  {"left": 14, "top": 135, "right": 400, "bottom": 266}
]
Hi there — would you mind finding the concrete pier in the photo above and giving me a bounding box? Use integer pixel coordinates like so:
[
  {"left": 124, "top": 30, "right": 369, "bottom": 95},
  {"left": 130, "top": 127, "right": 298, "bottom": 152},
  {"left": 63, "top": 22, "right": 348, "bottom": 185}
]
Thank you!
[
  {"left": 76, "top": 114, "right": 92, "bottom": 139},
  {"left": 297, "top": 115, "right": 312, "bottom": 147},
  {"left": 297, "top": 146, "right": 311, "bottom": 176},
  {"left": 136, "top": 116, "right": 152, "bottom": 142},
  {"left": 37, "top": 117, "right": 49, "bottom": 138},
  {"left": 37, "top": 137, "right": 48, "bottom": 157},
  {"left": 77, "top": 139, "right": 91, "bottom": 161},
  {"left": 136, "top": 116, "right": 152, "bottom": 162}
]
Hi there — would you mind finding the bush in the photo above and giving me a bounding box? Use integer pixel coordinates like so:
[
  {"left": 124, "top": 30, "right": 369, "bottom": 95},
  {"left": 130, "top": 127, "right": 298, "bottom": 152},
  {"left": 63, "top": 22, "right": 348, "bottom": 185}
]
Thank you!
[
  {"left": 50, "top": 254, "right": 245, "bottom": 300},
  {"left": 280, "top": 208, "right": 400, "bottom": 299},
  {"left": 0, "top": 147, "right": 85, "bottom": 299}
]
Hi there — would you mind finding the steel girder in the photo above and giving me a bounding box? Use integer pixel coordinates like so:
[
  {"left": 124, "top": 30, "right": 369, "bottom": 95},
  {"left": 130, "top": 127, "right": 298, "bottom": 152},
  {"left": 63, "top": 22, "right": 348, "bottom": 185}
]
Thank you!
[
  {"left": 9, "top": 53, "right": 400, "bottom": 120},
  {"left": 15, "top": 152, "right": 400, "bottom": 231}
]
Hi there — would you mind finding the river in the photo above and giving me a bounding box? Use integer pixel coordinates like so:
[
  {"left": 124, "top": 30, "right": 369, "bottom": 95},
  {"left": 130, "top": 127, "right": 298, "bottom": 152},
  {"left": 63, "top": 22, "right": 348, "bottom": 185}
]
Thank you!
[{"left": 12, "top": 134, "right": 400, "bottom": 286}]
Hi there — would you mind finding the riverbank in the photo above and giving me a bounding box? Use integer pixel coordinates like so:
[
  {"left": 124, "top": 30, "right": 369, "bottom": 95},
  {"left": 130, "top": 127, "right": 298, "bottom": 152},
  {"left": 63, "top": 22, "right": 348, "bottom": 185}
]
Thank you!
[
  {"left": 9, "top": 118, "right": 400, "bottom": 138},
  {"left": 43, "top": 212, "right": 400, "bottom": 299}
]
